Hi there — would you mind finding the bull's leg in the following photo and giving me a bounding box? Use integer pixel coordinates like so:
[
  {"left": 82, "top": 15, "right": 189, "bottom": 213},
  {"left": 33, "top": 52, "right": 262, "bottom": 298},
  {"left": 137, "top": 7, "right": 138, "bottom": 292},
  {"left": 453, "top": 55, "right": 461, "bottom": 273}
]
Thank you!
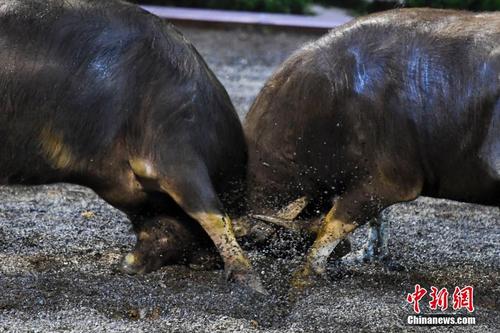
[
  {"left": 179, "top": 207, "right": 264, "bottom": 293},
  {"left": 276, "top": 196, "right": 309, "bottom": 220},
  {"left": 144, "top": 163, "right": 265, "bottom": 294},
  {"left": 291, "top": 177, "right": 421, "bottom": 289},
  {"left": 183, "top": 210, "right": 254, "bottom": 281},
  {"left": 343, "top": 216, "right": 389, "bottom": 264},
  {"left": 355, "top": 219, "right": 382, "bottom": 262},
  {"left": 291, "top": 192, "right": 371, "bottom": 289},
  {"left": 366, "top": 217, "right": 389, "bottom": 259}
]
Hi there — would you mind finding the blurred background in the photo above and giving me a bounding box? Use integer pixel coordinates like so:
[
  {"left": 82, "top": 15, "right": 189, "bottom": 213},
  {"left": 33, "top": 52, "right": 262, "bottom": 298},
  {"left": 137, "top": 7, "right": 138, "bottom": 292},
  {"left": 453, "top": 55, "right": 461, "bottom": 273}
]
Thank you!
[{"left": 135, "top": 0, "right": 500, "bottom": 14}]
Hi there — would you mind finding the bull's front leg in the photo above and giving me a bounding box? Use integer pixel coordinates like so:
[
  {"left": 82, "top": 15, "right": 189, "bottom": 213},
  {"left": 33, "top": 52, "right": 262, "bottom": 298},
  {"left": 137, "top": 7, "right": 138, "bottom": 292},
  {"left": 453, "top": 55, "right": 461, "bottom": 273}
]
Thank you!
[
  {"left": 291, "top": 176, "right": 420, "bottom": 289},
  {"left": 291, "top": 167, "right": 423, "bottom": 290},
  {"left": 130, "top": 158, "right": 265, "bottom": 294},
  {"left": 291, "top": 196, "right": 363, "bottom": 290}
]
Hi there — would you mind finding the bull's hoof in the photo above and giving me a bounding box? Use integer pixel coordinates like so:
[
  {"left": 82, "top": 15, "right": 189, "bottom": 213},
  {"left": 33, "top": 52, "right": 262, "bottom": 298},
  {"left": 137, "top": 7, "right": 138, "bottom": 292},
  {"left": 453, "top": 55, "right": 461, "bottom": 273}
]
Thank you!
[
  {"left": 341, "top": 242, "right": 389, "bottom": 265},
  {"left": 341, "top": 248, "right": 373, "bottom": 265},
  {"left": 227, "top": 269, "right": 268, "bottom": 295},
  {"left": 290, "top": 264, "right": 323, "bottom": 291},
  {"left": 341, "top": 249, "right": 405, "bottom": 271},
  {"left": 119, "top": 252, "right": 147, "bottom": 275},
  {"left": 287, "top": 266, "right": 321, "bottom": 302}
]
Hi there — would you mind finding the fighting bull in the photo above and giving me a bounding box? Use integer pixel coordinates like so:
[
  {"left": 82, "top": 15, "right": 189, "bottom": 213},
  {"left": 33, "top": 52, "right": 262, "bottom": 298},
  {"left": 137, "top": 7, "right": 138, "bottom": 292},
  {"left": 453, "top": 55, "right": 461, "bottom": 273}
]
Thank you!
[
  {"left": 244, "top": 8, "right": 499, "bottom": 288},
  {"left": 0, "top": 0, "right": 263, "bottom": 292}
]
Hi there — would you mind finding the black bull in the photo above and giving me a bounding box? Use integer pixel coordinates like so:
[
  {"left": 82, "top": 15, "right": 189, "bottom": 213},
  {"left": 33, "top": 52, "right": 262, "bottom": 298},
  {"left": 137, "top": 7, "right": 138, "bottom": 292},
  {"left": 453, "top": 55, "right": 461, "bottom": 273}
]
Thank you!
[
  {"left": 0, "top": 0, "right": 264, "bottom": 292},
  {"left": 244, "top": 8, "right": 499, "bottom": 287}
]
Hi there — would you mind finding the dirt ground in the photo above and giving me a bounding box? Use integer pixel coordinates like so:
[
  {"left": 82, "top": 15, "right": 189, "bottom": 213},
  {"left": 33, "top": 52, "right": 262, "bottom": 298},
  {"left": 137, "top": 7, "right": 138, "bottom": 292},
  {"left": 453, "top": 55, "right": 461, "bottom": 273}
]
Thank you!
[{"left": 0, "top": 26, "right": 499, "bottom": 332}]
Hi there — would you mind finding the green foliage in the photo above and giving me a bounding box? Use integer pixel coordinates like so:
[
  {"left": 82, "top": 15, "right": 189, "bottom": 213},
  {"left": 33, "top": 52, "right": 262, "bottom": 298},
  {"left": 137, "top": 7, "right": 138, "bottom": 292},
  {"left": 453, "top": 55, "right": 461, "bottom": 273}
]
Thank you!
[{"left": 136, "top": 0, "right": 312, "bottom": 14}]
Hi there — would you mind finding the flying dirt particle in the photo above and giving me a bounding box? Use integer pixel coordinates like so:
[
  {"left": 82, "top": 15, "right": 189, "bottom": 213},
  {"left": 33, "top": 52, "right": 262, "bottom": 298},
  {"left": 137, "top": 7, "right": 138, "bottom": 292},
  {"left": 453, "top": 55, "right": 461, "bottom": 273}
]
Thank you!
[
  {"left": 127, "top": 308, "right": 141, "bottom": 321},
  {"left": 81, "top": 211, "right": 95, "bottom": 219},
  {"left": 147, "top": 307, "right": 162, "bottom": 320}
]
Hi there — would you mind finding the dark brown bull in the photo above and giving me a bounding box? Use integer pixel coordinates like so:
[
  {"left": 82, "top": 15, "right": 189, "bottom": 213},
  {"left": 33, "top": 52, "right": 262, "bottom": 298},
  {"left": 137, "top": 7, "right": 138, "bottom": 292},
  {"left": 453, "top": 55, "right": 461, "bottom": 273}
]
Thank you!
[
  {"left": 0, "top": 0, "right": 262, "bottom": 292},
  {"left": 244, "top": 8, "right": 500, "bottom": 288}
]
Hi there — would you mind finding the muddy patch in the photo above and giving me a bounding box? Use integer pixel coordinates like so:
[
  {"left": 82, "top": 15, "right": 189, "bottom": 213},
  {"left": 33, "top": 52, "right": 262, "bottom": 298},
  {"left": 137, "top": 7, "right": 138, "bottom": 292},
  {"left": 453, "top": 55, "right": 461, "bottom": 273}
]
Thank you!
[{"left": 0, "top": 184, "right": 498, "bottom": 332}]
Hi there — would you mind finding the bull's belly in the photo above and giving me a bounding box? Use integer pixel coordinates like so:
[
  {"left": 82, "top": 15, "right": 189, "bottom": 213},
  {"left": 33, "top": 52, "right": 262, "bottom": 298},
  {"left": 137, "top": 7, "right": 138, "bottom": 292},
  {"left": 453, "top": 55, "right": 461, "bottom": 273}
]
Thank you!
[
  {"left": 424, "top": 176, "right": 500, "bottom": 207},
  {"left": 0, "top": 157, "right": 149, "bottom": 213},
  {"left": 0, "top": 168, "right": 63, "bottom": 186},
  {"left": 0, "top": 155, "right": 60, "bottom": 185}
]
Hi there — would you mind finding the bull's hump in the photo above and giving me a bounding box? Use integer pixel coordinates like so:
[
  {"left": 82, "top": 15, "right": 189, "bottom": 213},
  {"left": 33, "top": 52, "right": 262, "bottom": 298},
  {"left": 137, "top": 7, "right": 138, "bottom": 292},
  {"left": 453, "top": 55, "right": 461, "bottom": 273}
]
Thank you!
[
  {"left": 327, "top": 8, "right": 498, "bottom": 44},
  {"left": 0, "top": 0, "right": 97, "bottom": 17}
]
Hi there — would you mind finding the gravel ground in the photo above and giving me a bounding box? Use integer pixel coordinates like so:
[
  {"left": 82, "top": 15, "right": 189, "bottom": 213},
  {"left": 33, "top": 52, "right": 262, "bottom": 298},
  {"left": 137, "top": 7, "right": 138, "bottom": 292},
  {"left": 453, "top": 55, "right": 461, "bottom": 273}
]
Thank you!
[{"left": 1, "top": 26, "right": 499, "bottom": 332}]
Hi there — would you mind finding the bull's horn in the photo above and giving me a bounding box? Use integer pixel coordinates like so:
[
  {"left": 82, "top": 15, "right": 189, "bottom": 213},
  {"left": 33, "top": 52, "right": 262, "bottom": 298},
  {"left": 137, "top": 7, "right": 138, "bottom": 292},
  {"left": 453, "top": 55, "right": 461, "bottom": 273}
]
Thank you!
[
  {"left": 276, "top": 196, "right": 309, "bottom": 220},
  {"left": 251, "top": 214, "right": 304, "bottom": 232},
  {"left": 234, "top": 196, "right": 311, "bottom": 238},
  {"left": 251, "top": 214, "right": 322, "bottom": 236}
]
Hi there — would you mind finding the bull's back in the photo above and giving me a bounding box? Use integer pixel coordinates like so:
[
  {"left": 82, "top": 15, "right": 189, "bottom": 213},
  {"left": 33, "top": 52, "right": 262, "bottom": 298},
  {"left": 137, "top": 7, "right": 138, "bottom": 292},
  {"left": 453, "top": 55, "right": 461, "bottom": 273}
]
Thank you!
[
  {"left": 246, "top": 8, "right": 500, "bottom": 207},
  {"left": 351, "top": 10, "right": 500, "bottom": 203},
  {"left": 0, "top": 0, "right": 148, "bottom": 183}
]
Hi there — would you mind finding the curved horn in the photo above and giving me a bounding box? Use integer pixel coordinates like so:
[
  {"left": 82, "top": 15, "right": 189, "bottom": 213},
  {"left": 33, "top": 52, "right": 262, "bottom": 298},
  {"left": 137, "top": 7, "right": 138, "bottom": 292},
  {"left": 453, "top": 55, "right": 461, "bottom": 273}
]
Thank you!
[
  {"left": 251, "top": 214, "right": 322, "bottom": 236},
  {"left": 276, "top": 196, "right": 309, "bottom": 220}
]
